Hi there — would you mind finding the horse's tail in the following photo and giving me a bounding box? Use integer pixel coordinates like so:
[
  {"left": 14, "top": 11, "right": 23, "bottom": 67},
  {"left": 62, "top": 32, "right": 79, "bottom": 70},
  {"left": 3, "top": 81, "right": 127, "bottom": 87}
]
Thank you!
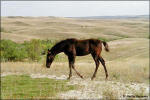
[{"left": 102, "top": 41, "right": 109, "bottom": 52}]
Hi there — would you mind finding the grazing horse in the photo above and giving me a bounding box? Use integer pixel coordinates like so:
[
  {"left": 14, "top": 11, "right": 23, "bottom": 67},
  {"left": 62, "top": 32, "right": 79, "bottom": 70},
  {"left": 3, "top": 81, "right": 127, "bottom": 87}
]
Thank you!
[{"left": 46, "top": 38, "right": 109, "bottom": 80}]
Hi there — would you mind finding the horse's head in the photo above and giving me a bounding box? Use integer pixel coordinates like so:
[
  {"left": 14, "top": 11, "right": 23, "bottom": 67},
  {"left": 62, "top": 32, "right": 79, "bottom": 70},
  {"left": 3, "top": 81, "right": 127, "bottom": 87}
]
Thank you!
[{"left": 46, "top": 49, "right": 54, "bottom": 68}]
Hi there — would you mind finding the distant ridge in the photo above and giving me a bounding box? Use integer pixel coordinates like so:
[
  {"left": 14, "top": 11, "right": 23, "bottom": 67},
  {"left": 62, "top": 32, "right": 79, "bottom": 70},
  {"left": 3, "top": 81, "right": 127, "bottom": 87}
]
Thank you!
[{"left": 68, "top": 15, "right": 149, "bottom": 19}]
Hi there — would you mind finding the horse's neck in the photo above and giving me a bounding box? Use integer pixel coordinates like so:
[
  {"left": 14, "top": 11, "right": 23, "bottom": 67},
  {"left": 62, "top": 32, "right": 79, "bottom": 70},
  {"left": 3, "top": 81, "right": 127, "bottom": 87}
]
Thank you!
[{"left": 51, "top": 43, "right": 64, "bottom": 55}]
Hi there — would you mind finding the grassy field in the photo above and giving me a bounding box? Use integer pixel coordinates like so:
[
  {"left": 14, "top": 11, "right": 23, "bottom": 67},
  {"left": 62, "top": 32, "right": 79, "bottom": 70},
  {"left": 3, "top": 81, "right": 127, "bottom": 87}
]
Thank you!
[
  {"left": 1, "top": 75, "right": 77, "bottom": 99},
  {"left": 1, "top": 17, "right": 149, "bottom": 99},
  {"left": 1, "top": 17, "right": 149, "bottom": 43}
]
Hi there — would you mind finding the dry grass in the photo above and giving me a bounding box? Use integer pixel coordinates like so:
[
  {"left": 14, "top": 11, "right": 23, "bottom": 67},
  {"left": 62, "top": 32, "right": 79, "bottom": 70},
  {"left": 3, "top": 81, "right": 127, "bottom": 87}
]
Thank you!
[
  {"left": 102, "top": 85, "right": 119, "bottom": 99},
  {"left": 1, "top": 17, "right": 149, "bottom": 43},
  {"left": 1, "top": 37, "right": 149, "bottom": 84},
  {"left": 1, "top": 56, "right": 149, "bottom": 84}
]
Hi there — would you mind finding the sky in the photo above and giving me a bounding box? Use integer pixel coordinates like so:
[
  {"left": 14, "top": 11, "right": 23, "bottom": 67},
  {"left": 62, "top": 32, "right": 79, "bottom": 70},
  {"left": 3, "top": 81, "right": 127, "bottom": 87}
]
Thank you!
[{"left": 1, "top": 1, "right": 149, "bottom": 17}]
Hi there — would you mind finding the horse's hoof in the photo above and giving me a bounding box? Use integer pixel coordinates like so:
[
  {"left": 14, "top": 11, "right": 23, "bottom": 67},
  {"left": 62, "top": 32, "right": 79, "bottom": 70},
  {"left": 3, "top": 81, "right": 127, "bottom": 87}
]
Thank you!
[
  {"left": 105, "top": 77, "right": 108, "bottom": 81},
  {"left": 91, "top": 77, "right": 94, "bottom": 80},
  {"left": 80, "top": 76, "right": 84, "bottom": 79}
]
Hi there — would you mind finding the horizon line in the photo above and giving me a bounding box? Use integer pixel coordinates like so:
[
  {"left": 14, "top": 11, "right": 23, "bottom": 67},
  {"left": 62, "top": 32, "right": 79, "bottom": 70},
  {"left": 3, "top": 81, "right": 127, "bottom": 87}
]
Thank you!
[{"left": 1, "top": 14, "right": 149, "bottom": 17}]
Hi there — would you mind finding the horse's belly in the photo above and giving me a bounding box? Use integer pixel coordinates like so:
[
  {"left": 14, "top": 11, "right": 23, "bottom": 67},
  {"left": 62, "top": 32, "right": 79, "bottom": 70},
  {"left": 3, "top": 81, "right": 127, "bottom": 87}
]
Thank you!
[
  {"left": 76, "top": 53, "right": 89, "bottom": 56},
  {"left": 75, "top": 41, "right": 90, "bottom": 56},
  {"left": 76, "top": 48, "right": 90, "bottom": 56}
]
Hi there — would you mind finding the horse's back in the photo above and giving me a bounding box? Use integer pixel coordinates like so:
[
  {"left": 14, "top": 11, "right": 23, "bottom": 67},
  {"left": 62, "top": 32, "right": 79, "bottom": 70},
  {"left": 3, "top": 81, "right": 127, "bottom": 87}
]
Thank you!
[
  {"left": 62, "top": 38, "right": 103, "bottom": 56},
  {"left": 75, "top": 39, "right": 102, "bottom": 56}
]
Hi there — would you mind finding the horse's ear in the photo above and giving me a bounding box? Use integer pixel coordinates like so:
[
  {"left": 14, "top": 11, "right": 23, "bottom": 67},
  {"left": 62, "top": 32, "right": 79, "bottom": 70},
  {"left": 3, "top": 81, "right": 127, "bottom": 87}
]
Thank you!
[{"left": 47, "top": 49, "right": 51, "bottom": 54}]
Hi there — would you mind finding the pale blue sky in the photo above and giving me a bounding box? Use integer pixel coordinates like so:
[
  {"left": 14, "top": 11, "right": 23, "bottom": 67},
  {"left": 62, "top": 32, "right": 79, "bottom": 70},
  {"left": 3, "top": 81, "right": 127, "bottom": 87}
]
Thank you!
[{"left": 1, "top": 1, "right": 149, "bottom": 17}]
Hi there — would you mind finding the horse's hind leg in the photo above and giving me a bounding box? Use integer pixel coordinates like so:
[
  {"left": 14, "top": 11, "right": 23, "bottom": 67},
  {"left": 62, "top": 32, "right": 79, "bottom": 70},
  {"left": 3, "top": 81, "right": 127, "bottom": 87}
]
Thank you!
[
  {"left": 99, "top": 56, "right": 108, "bottom": 80},
  {"left": 91, "top": 54, "right": 100, "bottom": 80}
]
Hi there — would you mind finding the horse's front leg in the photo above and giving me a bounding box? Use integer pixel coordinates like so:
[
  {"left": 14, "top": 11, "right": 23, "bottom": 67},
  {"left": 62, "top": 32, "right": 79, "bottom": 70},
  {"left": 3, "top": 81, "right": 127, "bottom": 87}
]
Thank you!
[
  {"left": 68, "top": 55, "right": 84, "bottom": 79},
  {"left": 67, "top": 62, "right": 72, "bottom": 80},
  {"left": 72, "top": 64, "right": 84, "bottom": 79},
  {"left": 67, "top": 55, "right": 77, "bottom": 80}
]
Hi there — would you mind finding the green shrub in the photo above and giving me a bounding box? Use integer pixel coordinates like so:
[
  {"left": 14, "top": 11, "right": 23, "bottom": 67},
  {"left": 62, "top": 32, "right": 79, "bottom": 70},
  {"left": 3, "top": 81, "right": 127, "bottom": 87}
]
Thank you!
[
  {"left": 24, "top": 39, "right": 42, "bottom": 61},
  {"left": 40, "top": 39, "right": 55, "bottom": 55},
  {"left": 0, "top": 39, "right": 57, "bottom": 62},
  {"left": 1, "top": 40, "right": 27, "bottom": 61}
]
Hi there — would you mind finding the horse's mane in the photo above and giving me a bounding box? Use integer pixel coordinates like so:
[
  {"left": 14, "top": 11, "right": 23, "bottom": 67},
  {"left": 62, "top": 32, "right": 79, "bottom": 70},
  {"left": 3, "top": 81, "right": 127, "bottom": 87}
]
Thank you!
[
  {"left": 50, "top": 40, "right": 66, "bottom": 52},
  {"left": 50, "top": 38, "right": 77, "bottom": 54}
]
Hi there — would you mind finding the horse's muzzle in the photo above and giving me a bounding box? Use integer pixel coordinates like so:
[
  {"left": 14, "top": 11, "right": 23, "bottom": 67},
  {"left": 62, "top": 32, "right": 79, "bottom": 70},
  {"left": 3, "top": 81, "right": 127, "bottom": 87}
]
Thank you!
[{"left": 46, "top": 64, "right": 50, "bottom": 68}]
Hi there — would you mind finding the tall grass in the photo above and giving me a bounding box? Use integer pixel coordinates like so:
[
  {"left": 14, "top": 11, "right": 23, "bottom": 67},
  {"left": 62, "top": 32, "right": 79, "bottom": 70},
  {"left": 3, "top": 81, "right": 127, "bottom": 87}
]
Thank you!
[{"left": 1, "top": 57, "right": 149, "bottom": 84}]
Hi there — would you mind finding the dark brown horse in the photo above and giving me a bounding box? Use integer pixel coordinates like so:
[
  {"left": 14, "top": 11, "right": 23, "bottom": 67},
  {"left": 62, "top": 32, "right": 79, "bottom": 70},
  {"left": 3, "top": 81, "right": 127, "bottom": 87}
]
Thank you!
[{"left": 46, "top": 38, "right": 109, "bottom": 80}]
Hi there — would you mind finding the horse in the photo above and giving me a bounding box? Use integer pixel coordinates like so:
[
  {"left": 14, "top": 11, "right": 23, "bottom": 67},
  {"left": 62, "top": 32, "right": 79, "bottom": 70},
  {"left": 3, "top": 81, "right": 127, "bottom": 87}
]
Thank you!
[{"left": 46, "top": 38, "right": 109, "bottom": 80}]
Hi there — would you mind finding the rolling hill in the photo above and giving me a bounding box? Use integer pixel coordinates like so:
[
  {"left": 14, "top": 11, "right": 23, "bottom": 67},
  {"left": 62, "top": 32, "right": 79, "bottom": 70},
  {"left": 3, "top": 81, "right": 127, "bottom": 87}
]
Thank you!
[{"left": 1, "top": 16, "right": 149, "bottom": 43}]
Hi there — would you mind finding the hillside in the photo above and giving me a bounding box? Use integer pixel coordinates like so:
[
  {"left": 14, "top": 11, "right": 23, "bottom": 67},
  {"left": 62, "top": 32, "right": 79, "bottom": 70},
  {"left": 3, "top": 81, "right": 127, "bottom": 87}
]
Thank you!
[
  {"left": 1, "top": 16, "right": 149, "bottom": 61},
  {"left": 1, "top": 17, "right": 149, "bottom": 43}
]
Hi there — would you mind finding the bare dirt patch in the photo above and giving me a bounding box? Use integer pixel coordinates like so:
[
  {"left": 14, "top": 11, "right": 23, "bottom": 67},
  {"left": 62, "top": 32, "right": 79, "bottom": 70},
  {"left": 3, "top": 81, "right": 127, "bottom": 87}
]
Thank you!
[{"left": 58, "top": 76, "right": 149, "bottom": 99}]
